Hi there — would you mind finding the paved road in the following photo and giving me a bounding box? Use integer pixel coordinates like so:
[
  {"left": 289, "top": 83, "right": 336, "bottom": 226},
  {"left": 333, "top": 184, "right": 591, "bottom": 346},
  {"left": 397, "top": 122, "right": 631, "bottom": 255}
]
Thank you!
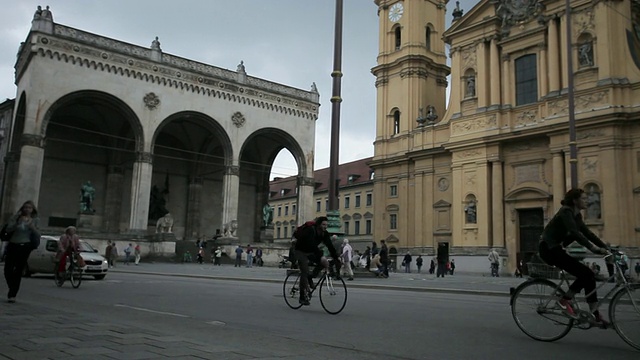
[{"left": 1, "top": 265, "right": 638, "bottom": 359}]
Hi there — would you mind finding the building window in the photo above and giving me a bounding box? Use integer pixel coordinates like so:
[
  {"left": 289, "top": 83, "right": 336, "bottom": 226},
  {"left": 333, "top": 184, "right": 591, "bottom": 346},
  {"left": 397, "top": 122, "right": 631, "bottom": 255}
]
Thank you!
[
  {"left": 355, "top": 194, "right": 361, "bottom": 208},
  {"left": 316, "top": 200, "right": 321, "bottom": 212},
  {"left": 292, "top": 204, "right": 296, "bottom": 215},
  {"left": 366, "top": 193, "right": 372, "bottom": 206},
  {"left": 390, "top": 185, "right": 398, "bottom": 197},
  {"left": 285, "top": 205, "right": 289, "bottom": 216},
  {"left": 366, "top": 220, "right": 372, "bottom": 234},
  {"left": 291, "top": 225, "right": 295, "bottom": 235},
  {"left": 515, "top": 54, "right": 538, "bottom": 106},
  {"left": 344, "top": 196, "right": 350, "bottom": 209},
  {"left": 425, "top": 27, "right": 431, "bottom": 50},
  {"left": 344, "top": 221, "right": 350, "bottom": 235},
  {"left": 393, "top": 111, "right": 400, "bottom": 134},
  {"left": 277, "top": 227, "right": 281, "bottom": 238},
  {"left": 325, "top": 199, "right": 329, "bottom": 211},
  {"left": 278, "top": 206, "right": 282, "bottom": 216},
  {"left": 355, "top": 220, "right": 360, "bottom": 235},
  {"left": 284, "top": 227, "right": 288, "bottom": 238},
  {"left": 390, "top": 214, "right": 397, "bottom": 230}
]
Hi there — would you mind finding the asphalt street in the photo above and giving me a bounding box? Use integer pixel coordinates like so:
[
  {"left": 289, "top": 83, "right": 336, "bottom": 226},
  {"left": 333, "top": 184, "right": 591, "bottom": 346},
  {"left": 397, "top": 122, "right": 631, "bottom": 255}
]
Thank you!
[{"left": 0, "top": 263, "right": 638, "bottom": 359}]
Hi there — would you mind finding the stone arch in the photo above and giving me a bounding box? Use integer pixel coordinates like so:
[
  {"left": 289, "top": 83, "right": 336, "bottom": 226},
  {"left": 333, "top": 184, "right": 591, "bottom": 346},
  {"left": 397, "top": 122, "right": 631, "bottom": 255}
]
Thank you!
[
  {"left": 240, "top": 127, "right": 307, "bottom": 177},
  {"left": 10, "top": 92, "right": 27, "bottom": 153},
  {"left": 40, "top": 90, "right": 144, "bottom": 153}
]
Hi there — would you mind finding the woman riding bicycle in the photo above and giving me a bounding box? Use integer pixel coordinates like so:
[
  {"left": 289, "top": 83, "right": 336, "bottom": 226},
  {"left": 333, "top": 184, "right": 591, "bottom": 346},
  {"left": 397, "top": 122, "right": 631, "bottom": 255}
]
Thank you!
[
  {"left": 57, "top": 226, "right": 80, "bottom": 276},
  {"left": 539, "top": 188, "right": 610, "bottom": 327}
]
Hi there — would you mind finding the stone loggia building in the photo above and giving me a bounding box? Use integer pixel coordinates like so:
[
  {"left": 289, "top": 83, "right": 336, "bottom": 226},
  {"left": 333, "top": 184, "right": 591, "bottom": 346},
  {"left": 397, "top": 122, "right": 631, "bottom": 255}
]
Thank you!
[
  {"left": 1, "top": 7, "right": 319, "bottom": 243},
  {"left": 371, "top": 0, "right": 640, "bottom": 273}
]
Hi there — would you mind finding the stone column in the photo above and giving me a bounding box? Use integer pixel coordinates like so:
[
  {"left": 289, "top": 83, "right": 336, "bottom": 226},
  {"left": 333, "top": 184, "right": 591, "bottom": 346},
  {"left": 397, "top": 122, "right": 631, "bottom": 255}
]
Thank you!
[
  {"left": 477, "top": 41, "right": 488, "bottom": 108},
  {"left": 491, "top": 160, "right": 505, "bottom": 248},
  {"left": 501, "top": 55, "right": 511, "bottom": 106},
  {"left": 539, "top": 45, "right": 549, "bottom": 97},
  {"left": 103, "top": 165, "right": 125, "bottom": 232},
  {"left": 128, "top": 152, "right": 153, "bottom": 233},
  {"left": 548, "top": 17, "right": 560, "bottom": 93},
  {"left": 221, "top": 165, "right": 240, "bottom": 230},
  {"left": 296, "top": 176, "right": 315, "bottom": 225},
  {"left": 552, "top": 151, "right": 565, "bottom": 212},
  {"left": 10, "top": 134, "right": 45, "bottom": 211},
  {"left": 490, "top": 38, "right": 501, "bottom": 106},
  {"left": 185, "top": 176, "right": 203, "bottom": 239},
  {"left": 1, "top": 151, "right": 21, "bottom": 221}
]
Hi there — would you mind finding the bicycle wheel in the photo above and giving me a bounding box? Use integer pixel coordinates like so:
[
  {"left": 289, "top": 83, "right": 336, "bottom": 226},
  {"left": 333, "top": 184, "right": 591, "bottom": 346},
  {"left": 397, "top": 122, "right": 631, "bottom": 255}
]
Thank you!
[
  {"left": 511, "top": 279, "right": 574, "bottom": 342},
  {"left": 319, "top": 274, "right": 347, "bottom": 315},
  {"left": 53, "top": 265, "right": 65, "bottom": 287},
  {"left": 69, "top": 262, "right": 82, "bottom": 289},
  {"left": 610, "top": 284, "right": 640, "bottom": 351},
  {"left": 283, "top": 272, "right": 303, "bottom": 309}
]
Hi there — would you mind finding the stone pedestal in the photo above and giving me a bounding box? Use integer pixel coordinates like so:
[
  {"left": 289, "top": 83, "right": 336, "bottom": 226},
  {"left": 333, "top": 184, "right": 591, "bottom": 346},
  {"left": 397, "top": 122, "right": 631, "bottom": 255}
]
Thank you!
[
  {"left": 216, "top": 236, "right": 239, "bottom": 245},
  {"left": 148, "top": 232, "right": 176, "bottom": 242},
  {"left": 260, "top": 226, "right": 274, "bottom": 243},
  {"left": 77, "top": 213, "right": 102, "bottom": 230}
]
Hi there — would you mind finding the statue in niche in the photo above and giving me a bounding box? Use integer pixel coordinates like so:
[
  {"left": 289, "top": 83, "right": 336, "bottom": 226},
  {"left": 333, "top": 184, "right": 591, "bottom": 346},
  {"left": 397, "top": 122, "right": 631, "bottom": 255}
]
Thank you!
[
  {"left": 80, "top": 181, "right": 96, "bottom": 214},
  {"left": 262, "top": 204, "right": 274, "bottom": 226},
  {"left": 466, "top": 76, "right": 476, "bottom": 97},
  {"left": 464, "top": 199, "right": 477, "bottom": 224},
  {"left": 578, "top": 42, "right": 593, "bottom": 67},
  {"left": 586, "top": 186, "right": 601, "bottom": 220}
]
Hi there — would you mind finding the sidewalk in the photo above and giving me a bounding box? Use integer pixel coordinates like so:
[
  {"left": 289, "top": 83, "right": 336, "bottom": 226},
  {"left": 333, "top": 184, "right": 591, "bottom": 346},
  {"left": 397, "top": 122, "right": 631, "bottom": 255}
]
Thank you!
[{"left": 110, "top": 262, "right": 527, "bottom": 296}]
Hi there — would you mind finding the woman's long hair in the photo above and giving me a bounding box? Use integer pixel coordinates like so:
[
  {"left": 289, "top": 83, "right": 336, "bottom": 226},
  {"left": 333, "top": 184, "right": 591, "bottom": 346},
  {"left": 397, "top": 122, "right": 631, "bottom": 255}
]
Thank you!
[
  {"left": 18, "top": 200, "right": 38, "bottom": 217},
  {"left": 561, "top": 188, "right": 584, "bottom": 207}
]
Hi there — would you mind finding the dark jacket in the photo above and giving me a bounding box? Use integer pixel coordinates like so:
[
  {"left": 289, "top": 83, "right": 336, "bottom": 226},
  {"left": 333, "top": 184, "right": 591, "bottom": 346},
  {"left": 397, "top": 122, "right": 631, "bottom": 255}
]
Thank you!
[
  {"left": 294, "top": 224, "right": 339, "bottom": 259},
  {"left": 541, "top": 206, "right": 607, "bottom": 251}
]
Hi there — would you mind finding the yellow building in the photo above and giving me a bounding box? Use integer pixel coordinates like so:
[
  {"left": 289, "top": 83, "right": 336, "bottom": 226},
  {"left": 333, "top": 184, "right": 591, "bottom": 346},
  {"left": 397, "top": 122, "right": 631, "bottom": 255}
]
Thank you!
[
  {"left": 269, "top": 158, "right": 374, "bottom": 249},
  {"left": 371, "top": 0, "right": 639, "bottom": 272}
]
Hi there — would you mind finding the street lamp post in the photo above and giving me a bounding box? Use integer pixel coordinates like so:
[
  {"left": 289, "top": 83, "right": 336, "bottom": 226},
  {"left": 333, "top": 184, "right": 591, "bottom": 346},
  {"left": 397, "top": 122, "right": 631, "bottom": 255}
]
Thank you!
[
  {"left": 327, "top": 0, "right": 344, "bottom": 236},
  {"left": 565, "top": 0, "right": 578, "bottom": 189}
]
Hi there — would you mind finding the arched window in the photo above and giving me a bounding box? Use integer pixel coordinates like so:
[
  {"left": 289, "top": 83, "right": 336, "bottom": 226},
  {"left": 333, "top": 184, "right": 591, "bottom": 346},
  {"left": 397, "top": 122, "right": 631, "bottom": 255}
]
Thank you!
[
  {"left": 464, "top": 194, "right": 477, "bottom": 224},
  {"left": 393, "top": 110, "right": 400, "bottom": 134},
  {"left": 395, "top": 27, "right": 402, "bottom": 50},
  {"left": 425, "top": 27, "right": 431, "bottom": 51}
]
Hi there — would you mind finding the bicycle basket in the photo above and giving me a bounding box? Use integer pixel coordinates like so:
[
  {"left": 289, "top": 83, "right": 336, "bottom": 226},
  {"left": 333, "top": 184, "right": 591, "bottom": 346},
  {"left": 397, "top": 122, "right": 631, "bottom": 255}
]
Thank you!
[{"left": 526, "top": 262, "right": 560, "bottom": 279}]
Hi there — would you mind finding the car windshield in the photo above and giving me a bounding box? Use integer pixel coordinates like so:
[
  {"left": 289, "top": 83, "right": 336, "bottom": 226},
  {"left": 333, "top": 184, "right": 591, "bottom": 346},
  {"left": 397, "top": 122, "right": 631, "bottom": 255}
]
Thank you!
[{"left": 78, "top": 241, "right": 96, "bottom": 253}]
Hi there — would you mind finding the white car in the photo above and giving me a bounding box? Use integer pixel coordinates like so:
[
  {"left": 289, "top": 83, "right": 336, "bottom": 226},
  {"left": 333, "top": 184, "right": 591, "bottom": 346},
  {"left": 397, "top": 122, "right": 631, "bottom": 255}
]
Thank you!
[{"left": 26, "top": 235, "right": 109, "bottom": 280}]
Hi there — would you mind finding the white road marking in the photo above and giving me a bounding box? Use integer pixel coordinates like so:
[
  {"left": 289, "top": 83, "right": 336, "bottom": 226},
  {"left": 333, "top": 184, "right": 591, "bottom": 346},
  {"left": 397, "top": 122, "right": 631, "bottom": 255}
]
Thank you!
[
  {"left": 206, "top": 321, "right": 226, "bottom": 326},
  {"left": 114, "top": 304, "right": 189, "bottom": 318}
]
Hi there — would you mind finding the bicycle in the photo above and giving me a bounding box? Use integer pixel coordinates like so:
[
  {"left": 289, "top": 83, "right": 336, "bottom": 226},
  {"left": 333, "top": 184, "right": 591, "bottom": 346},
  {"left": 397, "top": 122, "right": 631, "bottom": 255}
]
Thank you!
[
  {"left": 283, "top": 259, "right": 347, "bottom": 315},
  {"left": 54, "top": 251, "right": 83, "bottom": 288},
  {"left": 510, "top": 248, "right": 640, "bottom": 351}
]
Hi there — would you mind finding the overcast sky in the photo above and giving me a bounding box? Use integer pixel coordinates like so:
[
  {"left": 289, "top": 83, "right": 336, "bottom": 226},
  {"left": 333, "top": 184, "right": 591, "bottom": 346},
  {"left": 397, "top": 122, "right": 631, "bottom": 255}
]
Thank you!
[{"left": 0, "top": 0, "right": 478, "bottom": 179}]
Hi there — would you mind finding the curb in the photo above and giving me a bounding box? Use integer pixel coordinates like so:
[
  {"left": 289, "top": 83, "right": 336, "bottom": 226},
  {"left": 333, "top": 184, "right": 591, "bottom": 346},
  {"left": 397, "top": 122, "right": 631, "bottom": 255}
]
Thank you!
[{"left": 110, "top": 269, "right": 510, "bottom": 297}]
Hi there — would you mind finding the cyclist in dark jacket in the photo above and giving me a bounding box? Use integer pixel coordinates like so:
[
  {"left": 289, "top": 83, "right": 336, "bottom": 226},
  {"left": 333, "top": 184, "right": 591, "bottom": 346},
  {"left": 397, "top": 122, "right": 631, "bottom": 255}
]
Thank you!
[
  {"left": 294, "top": 216, "right": 340, "bottom": 305},
  {"left": 539, "top": 188, "right": 610, "bottom": 327}
]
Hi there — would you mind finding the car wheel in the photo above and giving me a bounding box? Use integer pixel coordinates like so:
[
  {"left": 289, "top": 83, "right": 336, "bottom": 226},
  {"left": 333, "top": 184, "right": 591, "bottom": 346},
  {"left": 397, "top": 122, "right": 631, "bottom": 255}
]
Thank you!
[{"left": 93, "top": 275, "right": 106, "bottom": 280}]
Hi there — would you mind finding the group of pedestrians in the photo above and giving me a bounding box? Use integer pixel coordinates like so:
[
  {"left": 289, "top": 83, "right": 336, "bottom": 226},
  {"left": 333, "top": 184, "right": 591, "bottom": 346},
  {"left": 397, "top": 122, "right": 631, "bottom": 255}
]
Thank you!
[
  {"left": 234, "top": 244, "right": 263, "bottom": 267},
  {"left": 105, "top": 241, "right": 141, "bottom": 267}
]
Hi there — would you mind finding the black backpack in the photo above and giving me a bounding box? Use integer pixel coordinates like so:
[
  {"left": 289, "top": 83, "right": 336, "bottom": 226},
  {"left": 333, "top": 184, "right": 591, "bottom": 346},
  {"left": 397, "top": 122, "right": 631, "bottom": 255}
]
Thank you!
[{"left": 292, "top": 221, "right": 315, "bottom": 241}]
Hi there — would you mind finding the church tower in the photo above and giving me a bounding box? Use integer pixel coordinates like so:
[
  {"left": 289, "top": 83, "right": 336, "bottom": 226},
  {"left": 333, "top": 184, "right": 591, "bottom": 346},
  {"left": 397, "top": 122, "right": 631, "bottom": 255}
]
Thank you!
[{"left": 371, "top": 0, "right": 450, "bottom": 248}]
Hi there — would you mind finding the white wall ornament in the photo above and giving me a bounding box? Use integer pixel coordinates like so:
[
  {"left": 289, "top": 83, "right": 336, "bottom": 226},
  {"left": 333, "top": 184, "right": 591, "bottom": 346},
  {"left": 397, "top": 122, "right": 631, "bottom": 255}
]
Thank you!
[
  {"left": 231, "top": 111, "right": 246, "bottom": 128},
  {"left": 143, "top": 92, "right": 160, "bottom": 110}
]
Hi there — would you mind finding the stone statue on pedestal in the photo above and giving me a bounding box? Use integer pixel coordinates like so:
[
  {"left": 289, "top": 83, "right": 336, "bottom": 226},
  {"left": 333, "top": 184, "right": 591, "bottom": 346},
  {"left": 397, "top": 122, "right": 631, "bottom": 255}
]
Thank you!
[{"left": 80, "top": 181, "right": 96, "bottom": 214}]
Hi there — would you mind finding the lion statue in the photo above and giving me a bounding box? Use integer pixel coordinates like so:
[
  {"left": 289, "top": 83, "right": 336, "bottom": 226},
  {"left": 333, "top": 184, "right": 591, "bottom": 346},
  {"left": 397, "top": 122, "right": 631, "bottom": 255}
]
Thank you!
[
  {"left": 223, "top": 219, "right": 238, "bottom": 237},
  {"left": 155, "top": 212, "right": 174, "bottom": 233}
]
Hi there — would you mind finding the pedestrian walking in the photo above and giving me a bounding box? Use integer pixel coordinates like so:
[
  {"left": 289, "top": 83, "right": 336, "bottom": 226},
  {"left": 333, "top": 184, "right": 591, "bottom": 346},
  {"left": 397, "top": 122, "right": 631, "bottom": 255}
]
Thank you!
[
  {"left": 402, "top": 252, "right": 412, "bottom": 273},
  {"left": 488, "top": 248, "right": 500, "bottom": 277},
  {"left": 110, "top": 242, "right": 118, "bottom": 267},
  {"left": 234, "top": 245, "right": 243, "bottom": 267},
  {"left": 214, "top": 247, "right": 222, "bottom": 266},
  {"left": 340, "top": 238, "right": 354, "bottom": 281},
  {"left": 429, "top": 258, "right": 436, "bottom": 274},
  {"left": 449, "top": 259, "right": 456, "bottom": 275},
  {"left": 124, "top": 243, "right": 132, "bottom": 265},
  {"left": 105, "top": 240, "right": 113, "bottom": 268},
  {"left": 134, "top": 243, "right": 141, "bottom": 265},
  {"left": 3, "top": 200, "right": 40, "bottom": 303},
  {"left": 246, "top": 244, "right": 253, "bottom": 268},
  {"left": 416, "top": 255, "right": 423, "bottom": 273},
  {"left": 364, "top": 246, "right": 371, "bottom": 270},
  {"left": 380, "top": 240, "right": 389, "bottom": 277},
  {"left": 436, "top": 244, "right": 447, "bottom": 278},
  {"left": 256, "top": 247, "right": 263, "bottom": 266}
]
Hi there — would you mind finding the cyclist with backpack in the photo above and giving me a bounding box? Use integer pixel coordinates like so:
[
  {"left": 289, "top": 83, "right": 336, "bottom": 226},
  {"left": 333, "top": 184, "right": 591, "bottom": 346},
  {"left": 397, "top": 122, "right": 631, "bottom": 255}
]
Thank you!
[{"left": 293, "top": 216, "right": 340, "bottom": 306}]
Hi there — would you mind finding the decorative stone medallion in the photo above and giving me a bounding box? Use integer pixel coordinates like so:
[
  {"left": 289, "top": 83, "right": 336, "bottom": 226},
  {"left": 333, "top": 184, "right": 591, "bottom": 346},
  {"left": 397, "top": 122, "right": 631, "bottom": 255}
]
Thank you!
[
  {"left": 143, "top": 92, "right": 160, "bottom": 110},
  {"left": 231, "top": 111, "right": 246, "bottom": 128}
]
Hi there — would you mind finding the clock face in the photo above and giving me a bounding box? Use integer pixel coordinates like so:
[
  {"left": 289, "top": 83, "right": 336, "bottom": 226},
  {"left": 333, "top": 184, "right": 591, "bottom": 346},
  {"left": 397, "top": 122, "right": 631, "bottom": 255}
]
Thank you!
[{"left": 388, "top": 2, "right": 403, "bottom": 22}]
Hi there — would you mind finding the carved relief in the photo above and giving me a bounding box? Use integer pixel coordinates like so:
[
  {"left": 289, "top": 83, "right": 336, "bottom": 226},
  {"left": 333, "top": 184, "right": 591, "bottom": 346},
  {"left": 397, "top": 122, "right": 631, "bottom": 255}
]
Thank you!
[
  {"left": 231, "top": 111, "right": 246, "bottom": 128},
  {"left": 576, "top": 91, "right": 608, "bottom": 110},
  {"left": 505, "top": 139, "right": 546, "bottom": 153},
  {"left": 547, "top": 99, "right": 568, "bottom": 116},
  {"left": 225, "top": 165, "right": 240, "bottom": 176},
  {"left": 455, "top": 149, "right": 482, "bottom": 159},
  {"left": 465, "top": 172, "right": 477, "bottom": 187},
  {"left": 452, "top": 116, "right": 497, "bottom": 135},
  {"left": 514, "top": 164, "right": 541, "bottom": 185},
  {"left": 437, "top": 178, "right": 450, "bottom": 192},
  {"left": 582, "top": 156, "right": 598, "bottom": 176},
  {"left": 136, "top": 151, "right": 153, "bottom": 163},
  {"left": 143, "top": 92, "right": 160, "bottom": 110},
  {"left": 577, "top": 129, "right": 605, "bottom": 140},
  {"left": 514, "top": 110, "right": 538, "bottom": 127},
  {"left": 573, "top": 7, "right": 595, "bottom": 35},
  {"left": 461, "top": 46, "right": 477, "bottom": 69}
]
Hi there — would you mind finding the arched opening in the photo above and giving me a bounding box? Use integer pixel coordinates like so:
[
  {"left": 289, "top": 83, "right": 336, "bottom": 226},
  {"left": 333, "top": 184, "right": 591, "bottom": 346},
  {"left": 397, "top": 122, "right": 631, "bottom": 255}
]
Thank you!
[
  {"left": 392, "top": 109, "right": 400, "bottom": 135},
  {"left": 425, "top": 26, "right": 432, "bottom": 51},
  {"left": 395, "top": 26, "right": 402, "bottom": 50}
]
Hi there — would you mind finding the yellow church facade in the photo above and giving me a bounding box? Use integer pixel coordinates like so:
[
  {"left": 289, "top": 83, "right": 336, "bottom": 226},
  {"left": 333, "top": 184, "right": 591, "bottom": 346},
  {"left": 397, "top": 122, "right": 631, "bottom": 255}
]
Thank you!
[{"left": 371, "top": 0, "right": 640, "bottom": 272}]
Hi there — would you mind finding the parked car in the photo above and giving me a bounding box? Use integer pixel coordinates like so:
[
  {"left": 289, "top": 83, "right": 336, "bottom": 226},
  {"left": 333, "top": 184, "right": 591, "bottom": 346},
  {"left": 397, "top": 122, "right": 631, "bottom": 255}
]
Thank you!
[{"left": 26, "top": 235, "right": 109, "bottom": 280}]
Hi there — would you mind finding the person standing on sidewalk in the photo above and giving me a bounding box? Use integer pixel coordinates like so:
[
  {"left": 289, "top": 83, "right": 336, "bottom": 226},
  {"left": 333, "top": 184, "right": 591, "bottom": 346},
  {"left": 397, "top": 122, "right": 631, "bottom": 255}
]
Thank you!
[
  {"left": 436, "top": 246, "right": 447, "bottom": 278},
  {"left": 214, "top": 247, "right": 222, "bottom": 266},
  {"left": 449, "top": 259, "right": 456, "bottom": 275},
  {"left": 110, "top": 242, "right": 118, "bottom": 267},
  {"left": 234, "top": 245, "right": 243, "bottom": 267},
  {"left": 3, "top": 201, "right": 40, "bottom": 303},
  {"left": 134, "top": 243, "right": 141, "bottom": 265},
  {"left": 246, "top": 244, "right": 253, "bottom": 268},
  {"left": 402, "top": 252, "right": 412, "bottom": 273},
  {"left": 429, "top": 257, "right": 436, "bottom": 274},
  {"left": 488, "top": 248, "right": 500, "bottom": 277},
  {"left": 416, "top": 255, "right": 423, "bottom": 273},
  {"left": 340, "top": 238, "right": 354, "bottom": 281},
  {"left": 380, "top": 240, "right": 389, "bottom": 277},
  {"left": 124, "top": 243, "right": 132, "bottom": 265}
]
